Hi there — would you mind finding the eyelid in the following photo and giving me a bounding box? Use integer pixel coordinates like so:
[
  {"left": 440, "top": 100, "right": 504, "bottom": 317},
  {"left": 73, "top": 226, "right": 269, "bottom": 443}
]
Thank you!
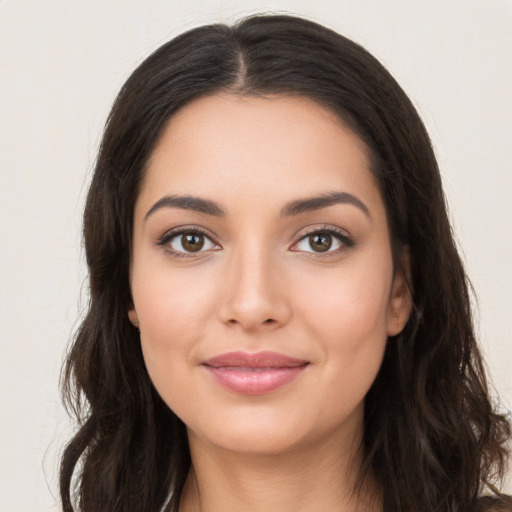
[
  {"left": 156, "top": 225, "right": 221, "bottom": 256},
  {"left": 290, "top": 225, "right": 355, "bottom": 254},
  {"left": 155, "top": 224, "right": 354, "bottom": 258}
]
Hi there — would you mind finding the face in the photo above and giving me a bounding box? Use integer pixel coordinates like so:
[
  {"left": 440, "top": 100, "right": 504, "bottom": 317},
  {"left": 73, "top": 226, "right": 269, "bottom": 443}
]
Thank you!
[{"left": 129, "top": 94, "right": 411, "bottom": 456}]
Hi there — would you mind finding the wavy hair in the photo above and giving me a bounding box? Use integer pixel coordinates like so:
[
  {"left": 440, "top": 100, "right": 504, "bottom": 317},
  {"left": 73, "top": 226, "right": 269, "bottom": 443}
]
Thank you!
[{"left": 60, "top": 14, "right": 511, "bottom": 512}]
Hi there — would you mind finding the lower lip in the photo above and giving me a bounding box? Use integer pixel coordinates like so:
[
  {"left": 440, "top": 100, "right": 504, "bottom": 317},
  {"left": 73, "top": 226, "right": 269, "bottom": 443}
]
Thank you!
[{"left": 203, "top": 365, "right": 308, "bottom": 395}]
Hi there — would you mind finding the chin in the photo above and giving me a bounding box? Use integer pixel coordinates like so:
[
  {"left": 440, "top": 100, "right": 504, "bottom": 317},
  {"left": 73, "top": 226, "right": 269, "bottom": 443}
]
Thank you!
[
  {"left": 183, "top": 400, "right": 364, "bottom": 458},
  {"left": 190, "top": 424, "right": 309, "bottom": 456}
]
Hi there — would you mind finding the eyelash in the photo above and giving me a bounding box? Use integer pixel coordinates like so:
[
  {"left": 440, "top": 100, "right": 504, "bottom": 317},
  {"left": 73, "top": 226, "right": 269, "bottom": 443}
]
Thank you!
[
  {"left": 156, "top": 225, "right": 355, "bottom": 259},
  {"left": 291, "top": 225, "right": 355, "bottom": 257},
  {"left": 156, "top": 226, "right": 220, "bottom": 259}
]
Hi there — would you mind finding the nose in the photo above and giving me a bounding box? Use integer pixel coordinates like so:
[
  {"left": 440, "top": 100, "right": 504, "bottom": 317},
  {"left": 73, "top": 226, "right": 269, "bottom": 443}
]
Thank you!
[{"left": 217, "top": 246, "right": 292, "bottom": 332}]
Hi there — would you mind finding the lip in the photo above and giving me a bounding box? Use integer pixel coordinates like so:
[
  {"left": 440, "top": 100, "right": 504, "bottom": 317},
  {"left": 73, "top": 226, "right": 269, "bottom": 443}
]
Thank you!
[{"left": 202, "top": 351, "right": 309, "bottom": 395}]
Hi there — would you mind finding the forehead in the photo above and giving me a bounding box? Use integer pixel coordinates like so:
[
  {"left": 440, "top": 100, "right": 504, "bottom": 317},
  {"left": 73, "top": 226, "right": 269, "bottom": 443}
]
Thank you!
[{"left": 138, "top": 94, "right": 383, "bottom": 218}]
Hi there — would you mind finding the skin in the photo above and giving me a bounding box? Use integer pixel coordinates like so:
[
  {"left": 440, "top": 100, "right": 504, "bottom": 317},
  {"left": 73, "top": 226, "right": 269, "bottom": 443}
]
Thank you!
[{"left": 129, "top": 94, "right": 412, "bottom": 512}]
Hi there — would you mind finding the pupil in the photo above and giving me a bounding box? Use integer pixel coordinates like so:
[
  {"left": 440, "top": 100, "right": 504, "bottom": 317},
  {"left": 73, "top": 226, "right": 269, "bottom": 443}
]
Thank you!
[
  {"left": 310, "top": 233, "right": 332, "bottom": 252},
  {"left": 182, "top": 233, "right": 204, "bottom": 252}
]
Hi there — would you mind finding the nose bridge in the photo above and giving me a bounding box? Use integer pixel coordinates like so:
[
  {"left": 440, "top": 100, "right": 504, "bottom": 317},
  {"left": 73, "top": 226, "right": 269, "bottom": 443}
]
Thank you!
[{"left": 219, "top": 236, "right": 290, "bottom": 330}]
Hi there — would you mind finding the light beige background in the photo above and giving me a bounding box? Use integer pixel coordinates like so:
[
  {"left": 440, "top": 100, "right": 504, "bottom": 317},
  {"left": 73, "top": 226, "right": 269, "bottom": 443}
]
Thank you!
[{"left": 1, "top": 0, "right": 510, "bottom": 510}]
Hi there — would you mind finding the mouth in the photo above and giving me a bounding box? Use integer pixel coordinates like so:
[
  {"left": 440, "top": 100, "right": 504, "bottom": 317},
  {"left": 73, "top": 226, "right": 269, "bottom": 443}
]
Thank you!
[{"left": 202, "top": 351, "right": 309, "bottom": 395}]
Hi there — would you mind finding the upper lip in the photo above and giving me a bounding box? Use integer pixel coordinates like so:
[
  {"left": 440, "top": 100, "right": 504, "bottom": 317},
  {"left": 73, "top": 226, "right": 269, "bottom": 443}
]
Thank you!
[{"left": 203, "top": 351, "right": 309, "bottom": 369}]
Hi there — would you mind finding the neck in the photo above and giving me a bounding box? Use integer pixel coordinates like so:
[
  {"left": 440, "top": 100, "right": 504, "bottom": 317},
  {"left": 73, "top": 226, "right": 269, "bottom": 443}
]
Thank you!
[{"left": 178, "top": 428, "right": 382, "bottom": 512}]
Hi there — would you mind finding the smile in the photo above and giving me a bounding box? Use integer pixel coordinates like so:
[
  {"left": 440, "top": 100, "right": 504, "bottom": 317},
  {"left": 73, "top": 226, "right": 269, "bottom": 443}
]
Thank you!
[{"left": 202, "top": 351, "right": 309, "bottom": 395}]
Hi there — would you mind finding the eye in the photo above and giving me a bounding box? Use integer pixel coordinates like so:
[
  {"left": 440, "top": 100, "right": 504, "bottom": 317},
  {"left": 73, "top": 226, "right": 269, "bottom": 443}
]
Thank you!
[
  {"left": 292, "top": 228, "right": 354, "bottom": 254},
  {"left": 158, "top": 228, "right": 219, "bottom": 255}
]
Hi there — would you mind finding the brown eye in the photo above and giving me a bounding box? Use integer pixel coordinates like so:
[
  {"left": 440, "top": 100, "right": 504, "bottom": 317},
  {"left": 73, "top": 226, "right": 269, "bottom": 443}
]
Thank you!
[
  {"left": 181, "top": 233, "right": 205, "bottom": 252},
  {"left": 167, "top": 231, "right": 216, "bottom": 254},
  {"left": 292, "top": 229, "right": 350, "bottom": 255},
  {"left": 308, "top": 233, "right": 332, "bottom": 252}
]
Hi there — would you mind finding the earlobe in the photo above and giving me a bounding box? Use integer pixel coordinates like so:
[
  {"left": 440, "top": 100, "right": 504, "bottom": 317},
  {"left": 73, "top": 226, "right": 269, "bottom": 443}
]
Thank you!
[
  {"left": 387, "top": 249, "right": 413, "bottom": 337},
  {"left": 128, "top": 309, "right": 140, "bottom": 328}
]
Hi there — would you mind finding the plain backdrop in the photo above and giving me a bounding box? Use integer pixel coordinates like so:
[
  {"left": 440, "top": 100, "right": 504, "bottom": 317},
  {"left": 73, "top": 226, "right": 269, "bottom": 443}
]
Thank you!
[{"left": 1, "top": 0, "right": 511, "bottom": 510}]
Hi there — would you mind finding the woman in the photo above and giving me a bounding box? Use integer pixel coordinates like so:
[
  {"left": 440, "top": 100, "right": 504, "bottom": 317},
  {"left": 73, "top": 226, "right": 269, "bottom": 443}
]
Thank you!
[{"left": 60, "top": 14, "right": 511, "bottom": 512}]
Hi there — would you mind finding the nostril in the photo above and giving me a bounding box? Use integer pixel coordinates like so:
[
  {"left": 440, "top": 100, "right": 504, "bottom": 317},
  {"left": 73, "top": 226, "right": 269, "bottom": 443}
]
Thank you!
[{"left": 264, "top": 318, "right": 276, "bottom": 324}]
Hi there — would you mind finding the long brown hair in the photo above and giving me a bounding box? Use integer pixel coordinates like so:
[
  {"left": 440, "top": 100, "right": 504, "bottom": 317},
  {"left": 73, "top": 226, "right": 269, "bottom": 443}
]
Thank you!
[{"left": 60, "top": 14, "right": 511, "bottom": 511}]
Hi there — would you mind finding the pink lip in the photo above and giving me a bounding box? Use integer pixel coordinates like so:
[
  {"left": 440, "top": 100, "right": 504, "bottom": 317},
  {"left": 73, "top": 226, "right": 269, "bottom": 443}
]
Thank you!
[{"left": 202, "top": 351, "right": 309, "bottom": 395}]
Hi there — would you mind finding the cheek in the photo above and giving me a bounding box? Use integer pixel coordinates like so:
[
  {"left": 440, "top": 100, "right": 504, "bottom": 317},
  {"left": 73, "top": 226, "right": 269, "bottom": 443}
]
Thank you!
[
  {"left": 296, "top": 260, "right": 392, "bottom": 343},
  {"left": 292, "top": 261, "right": 392, "bottom": 398},
  {"left": 133, "top": 257, "right": 218, "bottom": 333},
  {"left": 131, "top": 263, "right": 219, "bottom": 392}
]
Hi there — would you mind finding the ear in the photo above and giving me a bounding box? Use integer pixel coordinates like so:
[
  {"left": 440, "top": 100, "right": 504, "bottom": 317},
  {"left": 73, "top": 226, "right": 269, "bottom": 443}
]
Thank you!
[
  {"left": 387, "top": 247, "right": 413, "bottom": 337},
  {"left": 128, "top": 308, "right": 140, "bottom": 328}
]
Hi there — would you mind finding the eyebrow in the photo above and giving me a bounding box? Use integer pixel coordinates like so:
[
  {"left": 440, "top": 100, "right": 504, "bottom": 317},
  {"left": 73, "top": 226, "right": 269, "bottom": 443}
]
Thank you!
[
  {"left": 144, "top": 191, "right": 370, "bottom": 221},
  {"left": 144, "top": 195, "right": 225, "bottom": 220},
  {"left": 280, "top": 191, "right": 370, "bottom": 218}
]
